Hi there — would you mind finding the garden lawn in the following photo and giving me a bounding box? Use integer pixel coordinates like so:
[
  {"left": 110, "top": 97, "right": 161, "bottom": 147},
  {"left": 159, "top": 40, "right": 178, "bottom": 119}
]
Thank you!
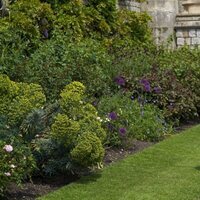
[{"left": 38, "top": 125, "right": 200, "bottom": 200}]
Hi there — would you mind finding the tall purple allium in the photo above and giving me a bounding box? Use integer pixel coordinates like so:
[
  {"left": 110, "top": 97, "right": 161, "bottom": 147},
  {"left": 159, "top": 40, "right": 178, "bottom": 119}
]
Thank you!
[
  {"left": 144, "top": 84, "right": 151, "bottom": 92},
  {"left": 140, "top": 79, "right": 151, "bottom": 92},
  {"left": 119, "top": 127, "right": 127, "bottom": 136},
  {"left": 140, "top": 79, "right": 149, "bottom": 85},
  {"left": 108, "top": 112, "right": 118, "bottom": 120},
  {"left": 115, "top": 76, "right": 126, "bottom": 86},
  {"left": 154, "top": 86, "right": 162, "bottom": 94},
  {"left": 43, "top": 29, "right": 49, "bottom": 39}
]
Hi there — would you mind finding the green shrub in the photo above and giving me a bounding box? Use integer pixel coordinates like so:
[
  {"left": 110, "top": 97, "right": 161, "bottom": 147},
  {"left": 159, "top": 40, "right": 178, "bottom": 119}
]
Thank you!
[
  {"left": 24, "top": 37, "right": 112, "bottom": 100},
  {"left": 51, "top": 114, "right": 80, "bottom": 147},
  {"left": 106, "top": 44, "right": 199, "bottom": 123},
  {"left": 0, "top": 139, "right": 35, "bottom": 195},
  {"left": 0, "top": 0, "right": 54, "bottom": 80},
  {"left": 53, "top": 0, "right": 151, "bottom": 42},
  {"left": 129, "top": 67, "right": 197, "bottom": 122},
  {"left": 0, "top": 74, "right": 46, "bottom": 126},
  {"left": 98, "top": 92, "right": 172, "bottom": 146},
  {"left": 9, "top": 0, "right": 54, "bottom": 40},
  {"left": 157, "top": 47, "right": 200, "bottom": 115},
  {"left": 71, "top": 132, "right": 105, "bottom": 167},
  {"left": 50, "top": 81, "right": 106, "bottom": 169}
]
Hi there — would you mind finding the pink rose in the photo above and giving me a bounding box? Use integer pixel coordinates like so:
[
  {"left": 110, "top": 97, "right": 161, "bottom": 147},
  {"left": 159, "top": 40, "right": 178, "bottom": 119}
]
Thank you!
[{"left": 3, "top": 144, "right": 13, "bottom": 152}]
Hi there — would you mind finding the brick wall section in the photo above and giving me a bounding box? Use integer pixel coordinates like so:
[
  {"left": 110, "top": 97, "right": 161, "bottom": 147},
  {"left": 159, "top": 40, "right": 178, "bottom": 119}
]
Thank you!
[{"left": 176, "top": 29, "right": 200, "bottom": 47}]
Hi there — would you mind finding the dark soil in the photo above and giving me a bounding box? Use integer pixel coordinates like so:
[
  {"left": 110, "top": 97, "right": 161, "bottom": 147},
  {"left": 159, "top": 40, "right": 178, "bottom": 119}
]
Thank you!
[
  {"left": 174, "top": 118, "right": 200, "bottom": 132},
  {"left": 4, "top": 174, "right": 79, "bottom": 200},
  {"left": 103, "top": 140, "right": 153, "bottom": 165}
]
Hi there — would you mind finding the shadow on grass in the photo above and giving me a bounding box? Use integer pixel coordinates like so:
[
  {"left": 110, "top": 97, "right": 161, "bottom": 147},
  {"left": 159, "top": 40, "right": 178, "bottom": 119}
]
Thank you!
[
  {"left": 76, "top": 172, "right": 102, "bottom": 185},
  {"left": 194, "top": 166, "right": 200, "bottom": 171}
]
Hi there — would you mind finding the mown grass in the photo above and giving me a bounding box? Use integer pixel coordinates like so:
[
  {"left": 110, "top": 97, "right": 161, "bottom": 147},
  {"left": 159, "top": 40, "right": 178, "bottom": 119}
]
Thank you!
[{"left": 38, "top": 125, "right": 200, "bottom": 200}]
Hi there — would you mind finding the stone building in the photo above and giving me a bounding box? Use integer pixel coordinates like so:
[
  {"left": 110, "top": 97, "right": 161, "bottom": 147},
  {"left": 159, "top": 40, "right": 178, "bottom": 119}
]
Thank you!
[{"left": 118, "top": 0, "right": 200, "bottom": 48}]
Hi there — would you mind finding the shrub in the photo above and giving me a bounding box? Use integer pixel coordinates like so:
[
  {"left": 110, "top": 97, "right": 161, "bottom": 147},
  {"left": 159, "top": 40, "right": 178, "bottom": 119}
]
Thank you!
[
  {"left": 98, "top": 92, "right": 172, "bottom": 146},
  {"left": 49, "top": 82, "right": 106, "bottom": 171},
  {"left": 130, "top": 67, "right": 198, "bottom": 122},
  {"left": 71, "top": 132, "right": 105, "bottom": 167},
  {"left": 0, "top": 0, "right": 54, "bottom": 80},
  {"left": 0, "top": 139, "right": 36, "bottom": 195},
  {"left": 157, "top": 47, "right": 200, "bottom": 115},
  {"left": 107, "top": 45, "right": 199, "bottom": 123},
  {"left": 0, "top": 74, "right": 46, "bottom": 126},
  {"left": 24, "top": 37, "right": 112, "bottom": 101}
]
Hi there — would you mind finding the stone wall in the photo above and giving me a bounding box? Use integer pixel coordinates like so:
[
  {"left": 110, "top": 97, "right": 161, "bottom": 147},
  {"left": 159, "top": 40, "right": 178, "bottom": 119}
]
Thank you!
[
  {"left": 118, "top": 0, "right": 141, "bottom": 12},
  {"left": 141, "top": 0, "right": 179, "bottom": 45},
  {"left": 175, "top": 14, "right": 200, "bottom": 47},
  {"left": 117, "top": 0, "right": 200, "bottom": 48},
  {"left": 176, "top": 28, "right": 200, "bottom": 47}
]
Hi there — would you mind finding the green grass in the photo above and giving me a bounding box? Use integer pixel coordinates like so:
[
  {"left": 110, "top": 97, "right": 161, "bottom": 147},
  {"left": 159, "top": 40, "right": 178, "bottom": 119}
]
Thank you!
[{"left": 38, "top": 125, "right": 200, "bottom": 200}]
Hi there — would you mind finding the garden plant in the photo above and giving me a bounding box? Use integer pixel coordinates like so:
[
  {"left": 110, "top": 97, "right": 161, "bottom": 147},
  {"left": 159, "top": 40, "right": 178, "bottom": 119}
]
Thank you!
[{"left": 0, "top": 0, "right": 200, "bottom": 198}]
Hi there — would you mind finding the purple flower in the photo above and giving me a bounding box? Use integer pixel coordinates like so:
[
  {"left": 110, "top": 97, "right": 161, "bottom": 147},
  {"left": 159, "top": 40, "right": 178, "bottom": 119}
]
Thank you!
[
  {"left": 144, "top": 84, "right": 151, "bottom": 92},
  {"left": 108, "top": 112, "right": 118, "bottom": 120},
  {"left": 154, "top": 86, "right": 161, "bottom": 94},
  {"left": 140, "top": 79, "right": 149, "bottom": 85},
  {"left": 115, "top": 76, "right": 125, "bottom": 86},
  {"left": 140, "top": 79, "right": 151, "bottom": 92},
  {"left": 119, "top": 127, "right": 127, "bottom": 136}
]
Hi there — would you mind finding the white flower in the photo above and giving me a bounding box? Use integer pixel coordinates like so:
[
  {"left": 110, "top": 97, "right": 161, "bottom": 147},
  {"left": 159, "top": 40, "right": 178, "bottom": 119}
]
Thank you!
[
  {"left": 4, "top": 172, "right": 11, "bottom": 176},
  {"left": 96, "top": 117, "right": 103, "bottom": 122},
  {"left": 5, "top": 125, "right": 10, "bottom": 129},
  {"left": 3, "top": 145, "right": 13, "bottom": 153},
  {"left": 10, "top": 164, "right": 16, "bottom": 169},
  {"left": 105, "top": 117, "right": 110, "bottom": 122}
]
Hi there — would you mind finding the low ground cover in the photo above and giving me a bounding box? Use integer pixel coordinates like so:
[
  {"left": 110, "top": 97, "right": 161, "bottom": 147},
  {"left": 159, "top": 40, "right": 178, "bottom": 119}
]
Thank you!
[{"left": 39, "top": 125, "right": 200, "bottom": 200}]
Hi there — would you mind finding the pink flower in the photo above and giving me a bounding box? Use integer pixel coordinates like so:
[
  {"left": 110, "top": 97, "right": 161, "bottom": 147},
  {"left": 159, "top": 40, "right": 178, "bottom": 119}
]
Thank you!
[
  {"left": 3, "top": 144, "right": 13, "bottom": 152},
  {"left": 4, "top": 172, "right": 11, "bottom": 176}
]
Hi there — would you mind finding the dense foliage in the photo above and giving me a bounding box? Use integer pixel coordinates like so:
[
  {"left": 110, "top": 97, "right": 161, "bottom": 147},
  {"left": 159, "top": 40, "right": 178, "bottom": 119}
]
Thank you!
[
  {"left": 51, "top": 81, "right": 106, "bottom": 167},
  {"left": 0, "top": 0, "right": 200, "bottom": 196},
  {"left": 0, "top": 74, "right": 46, "bottom": 126},
  {"left": 98, "top": 92, "right": 172, "bottom": 146},
  {"left": 0, "top": 139, "right": 35, "bottom": 195}
]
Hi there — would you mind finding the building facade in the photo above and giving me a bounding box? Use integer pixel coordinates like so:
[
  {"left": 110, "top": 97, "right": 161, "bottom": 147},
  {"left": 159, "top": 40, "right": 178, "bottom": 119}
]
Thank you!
[{"left": 118, "top": 0, "right": 200, "bottom": 48}]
